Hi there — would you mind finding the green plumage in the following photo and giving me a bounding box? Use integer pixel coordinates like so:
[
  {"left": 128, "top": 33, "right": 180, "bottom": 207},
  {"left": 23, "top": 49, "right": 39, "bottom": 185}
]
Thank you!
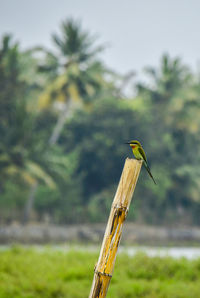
[{"left": 126, "top": 140, "right": 156, "bottom": 185}]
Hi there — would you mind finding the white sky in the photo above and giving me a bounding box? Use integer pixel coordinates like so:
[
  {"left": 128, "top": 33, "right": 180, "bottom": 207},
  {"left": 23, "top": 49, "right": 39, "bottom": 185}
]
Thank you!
[{"left": 1, "top": 0, "right": 200, "bottom": 78}]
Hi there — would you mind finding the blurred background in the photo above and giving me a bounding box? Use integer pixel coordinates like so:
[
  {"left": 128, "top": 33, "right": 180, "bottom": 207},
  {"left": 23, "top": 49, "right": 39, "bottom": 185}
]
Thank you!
[
  {"left": 1, "top": 0, "right": 200, "bottom": 229},
  {"left": 1, "top": 1, "right": 200, "bottom": 297}
]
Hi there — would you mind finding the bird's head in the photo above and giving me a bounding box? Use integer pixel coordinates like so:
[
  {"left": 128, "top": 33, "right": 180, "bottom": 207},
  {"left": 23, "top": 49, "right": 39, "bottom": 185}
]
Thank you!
[{"left": 125, "top": 140, "right": 141, "bottom": 149}]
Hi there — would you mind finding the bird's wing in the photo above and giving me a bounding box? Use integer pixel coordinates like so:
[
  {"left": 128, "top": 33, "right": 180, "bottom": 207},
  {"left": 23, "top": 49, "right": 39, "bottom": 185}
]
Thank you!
[
  {"left": 138, "top": 147, "right": 147, "bottom": 163},
  {"left": 139, "top": 146, "right": 156, "bottom": 185}
]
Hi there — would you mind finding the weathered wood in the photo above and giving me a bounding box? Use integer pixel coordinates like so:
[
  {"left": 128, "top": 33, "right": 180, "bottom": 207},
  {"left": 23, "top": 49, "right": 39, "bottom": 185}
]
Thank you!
[{"left": 89, "top": 158, "right": 142, "bottom": 298}]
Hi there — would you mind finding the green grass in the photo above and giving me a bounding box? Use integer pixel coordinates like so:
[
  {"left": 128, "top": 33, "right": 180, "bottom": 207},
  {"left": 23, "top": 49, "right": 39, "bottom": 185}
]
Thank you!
[{"left": 0, "top": 246, "right": 200, "bottom": 298}]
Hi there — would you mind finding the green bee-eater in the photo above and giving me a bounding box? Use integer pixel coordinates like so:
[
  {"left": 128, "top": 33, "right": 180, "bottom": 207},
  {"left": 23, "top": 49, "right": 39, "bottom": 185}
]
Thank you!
[{"left": 125, "top": 140, "right": 156, "bottom": 184}]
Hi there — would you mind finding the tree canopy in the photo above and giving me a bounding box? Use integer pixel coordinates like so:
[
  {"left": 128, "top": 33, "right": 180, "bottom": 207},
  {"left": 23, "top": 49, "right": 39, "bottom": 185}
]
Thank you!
[{"left": 1, "top": 19, "right": 200, "bottom": 225}]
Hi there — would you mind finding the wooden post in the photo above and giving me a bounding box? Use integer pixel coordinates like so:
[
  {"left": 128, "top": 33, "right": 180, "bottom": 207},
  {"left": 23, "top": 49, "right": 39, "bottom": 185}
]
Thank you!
[{"left": 89, "top": 158, "right": 142, "bottom": 298}]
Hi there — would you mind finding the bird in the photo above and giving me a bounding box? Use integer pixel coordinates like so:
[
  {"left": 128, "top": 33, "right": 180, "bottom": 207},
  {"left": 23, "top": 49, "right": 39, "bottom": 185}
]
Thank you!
[{"left": 125, "top": 140, "right": 156, "bottom": 184}]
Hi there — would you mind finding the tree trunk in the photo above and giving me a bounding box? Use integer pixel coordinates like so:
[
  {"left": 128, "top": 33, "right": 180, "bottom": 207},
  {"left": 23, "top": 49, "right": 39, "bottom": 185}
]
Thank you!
[
  {"left": 23, "top": 182, "right": 38, "bottom": 224},
  {"left": 48, "top": 101, "right": 72, "bottom": 145}
]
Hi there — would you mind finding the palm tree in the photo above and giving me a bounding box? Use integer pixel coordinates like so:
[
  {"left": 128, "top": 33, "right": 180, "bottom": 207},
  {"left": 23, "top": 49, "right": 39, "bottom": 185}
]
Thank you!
[
  {"left": 0, "top": 35, "right": 68, "bottom": 223},
  {"left": 38, "top": 18, "right": 114, "bottom": 145},
  {"left": 52, "top": 18, "right": 104, "bottom": 66},
  {"left": 23, "top": 19, "right": 116, "bottom": 223},
  {"left": 137, "top": 54, "right": 191, "bottom": 102}
]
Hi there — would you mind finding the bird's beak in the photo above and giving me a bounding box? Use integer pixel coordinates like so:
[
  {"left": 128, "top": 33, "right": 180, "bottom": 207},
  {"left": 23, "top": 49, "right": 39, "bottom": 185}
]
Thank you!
[{"left": 124, "top": 142, "right": 131, "bottom": 144}]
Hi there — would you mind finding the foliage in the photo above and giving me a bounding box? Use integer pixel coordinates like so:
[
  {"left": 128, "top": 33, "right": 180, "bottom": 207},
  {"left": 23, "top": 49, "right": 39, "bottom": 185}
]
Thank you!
[
  {"left": 1, "top": 19, "right": 200, "bottom": 224},
  {"left": 60, "top": 98, "right": 141, "bottom": 197},
  {"left": 0, "top": 248, "right": 200, "bottom": 297},
  {"left": 38, "top": 18, "right": 114, "bottom": 112}
]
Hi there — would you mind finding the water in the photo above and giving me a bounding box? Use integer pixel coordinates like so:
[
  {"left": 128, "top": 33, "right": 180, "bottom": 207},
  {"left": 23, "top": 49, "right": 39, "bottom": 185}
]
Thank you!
[
  {"left": 1, "top": 245, "right": 200, "bottom": 259},
  {"left": 119, "top": 246, "right": 200, "bottom": 259}
]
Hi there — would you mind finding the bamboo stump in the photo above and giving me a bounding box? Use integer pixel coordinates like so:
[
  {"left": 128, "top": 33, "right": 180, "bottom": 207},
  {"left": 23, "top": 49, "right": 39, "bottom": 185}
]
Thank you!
[{"left": 89, "top": 158, "right": 142, "bottom": 298}]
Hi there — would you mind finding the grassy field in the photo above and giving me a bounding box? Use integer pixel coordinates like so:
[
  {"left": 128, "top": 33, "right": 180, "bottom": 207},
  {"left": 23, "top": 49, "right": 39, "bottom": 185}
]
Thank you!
[{"left": 0, "top": 246, "right": 200, "bottom": 298}]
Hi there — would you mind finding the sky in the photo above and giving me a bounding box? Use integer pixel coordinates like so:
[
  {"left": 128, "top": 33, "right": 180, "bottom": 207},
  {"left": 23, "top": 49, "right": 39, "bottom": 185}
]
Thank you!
[{"left": 1, "top": 0, "right": 200, "bottom": 79}]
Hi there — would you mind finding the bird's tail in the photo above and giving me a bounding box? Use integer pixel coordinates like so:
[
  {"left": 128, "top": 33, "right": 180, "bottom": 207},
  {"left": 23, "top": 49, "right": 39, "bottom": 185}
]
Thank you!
[{"left": 143, "top": 162, "right": 156, "bottom": 185}]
